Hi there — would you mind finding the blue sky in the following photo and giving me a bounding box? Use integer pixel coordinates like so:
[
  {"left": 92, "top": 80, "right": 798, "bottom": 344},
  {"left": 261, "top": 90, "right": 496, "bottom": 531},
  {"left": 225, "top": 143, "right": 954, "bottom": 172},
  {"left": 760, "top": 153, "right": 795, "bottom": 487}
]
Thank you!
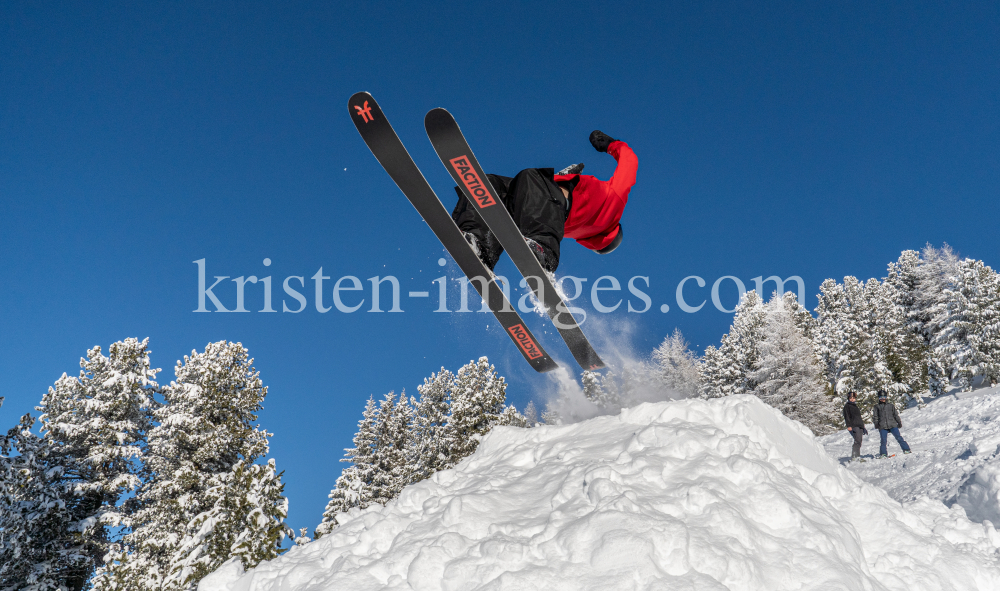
[{"left": 2, "top": 1, "right": 998, "bottom": 533}]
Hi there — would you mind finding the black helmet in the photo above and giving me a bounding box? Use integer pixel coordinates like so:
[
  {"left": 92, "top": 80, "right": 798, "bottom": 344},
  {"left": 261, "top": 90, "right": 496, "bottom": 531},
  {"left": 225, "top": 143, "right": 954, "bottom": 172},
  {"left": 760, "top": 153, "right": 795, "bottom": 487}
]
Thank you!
[
  {"left": 878, "top": 390, "right": 888, "bottom": 400},
  {"left": 596, "top": 224, "right": 623, "bottom": 255}
]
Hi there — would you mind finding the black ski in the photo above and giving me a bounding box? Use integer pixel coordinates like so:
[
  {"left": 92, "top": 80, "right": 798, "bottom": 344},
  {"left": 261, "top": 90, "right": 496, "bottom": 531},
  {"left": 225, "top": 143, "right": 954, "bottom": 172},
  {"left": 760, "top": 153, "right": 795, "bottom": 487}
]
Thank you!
[
  {"left": 348, "top": 92, "right": 558, "bottom": 373},
  {"left": 425, "top": 108, "right": 605, "bottom": 370}
]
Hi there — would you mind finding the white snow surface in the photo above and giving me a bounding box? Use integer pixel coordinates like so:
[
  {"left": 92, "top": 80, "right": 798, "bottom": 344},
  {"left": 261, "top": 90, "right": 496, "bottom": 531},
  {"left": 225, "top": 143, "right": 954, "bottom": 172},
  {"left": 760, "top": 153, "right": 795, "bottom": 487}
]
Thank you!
[
  {"left": 200, "top": 395, "right": 1000, "bottom": 591},
  {"left": 820, "top": 385, "right": 1000, "bottom": 527}
]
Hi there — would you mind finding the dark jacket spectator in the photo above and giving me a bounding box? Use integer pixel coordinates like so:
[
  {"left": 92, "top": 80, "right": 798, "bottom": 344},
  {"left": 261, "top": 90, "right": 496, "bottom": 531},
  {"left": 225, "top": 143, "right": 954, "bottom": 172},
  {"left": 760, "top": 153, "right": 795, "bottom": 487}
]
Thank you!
[
  {"left": 843, "top": 400, "right": 865, "bottom": 430},
  {"left": 873, "top": 401, "right": 902, "bottom": 430}
]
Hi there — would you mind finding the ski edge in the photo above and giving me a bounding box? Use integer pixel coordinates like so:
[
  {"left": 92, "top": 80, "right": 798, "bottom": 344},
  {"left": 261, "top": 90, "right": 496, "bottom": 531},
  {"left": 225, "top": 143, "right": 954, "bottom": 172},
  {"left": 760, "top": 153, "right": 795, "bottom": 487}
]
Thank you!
[
  {"left": 423, "top": 107, "right": 605, "bottom": 370},
  {"left": 347, "top": 92, "right": 559, "bottom": 373}
]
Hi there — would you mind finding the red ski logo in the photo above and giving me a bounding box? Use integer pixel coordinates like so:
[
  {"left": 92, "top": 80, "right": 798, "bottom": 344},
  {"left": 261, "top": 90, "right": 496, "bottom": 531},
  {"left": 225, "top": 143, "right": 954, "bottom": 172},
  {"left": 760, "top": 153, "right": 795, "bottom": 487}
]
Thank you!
[
  {"left": 449, "top": 156, "right": 496, "bottom": 208},
  {"left": 354, "top": 101, "right": 374, "bottom": 123},
  {"left": 508, "top": 323, "right": 543, "bottom": 359}
]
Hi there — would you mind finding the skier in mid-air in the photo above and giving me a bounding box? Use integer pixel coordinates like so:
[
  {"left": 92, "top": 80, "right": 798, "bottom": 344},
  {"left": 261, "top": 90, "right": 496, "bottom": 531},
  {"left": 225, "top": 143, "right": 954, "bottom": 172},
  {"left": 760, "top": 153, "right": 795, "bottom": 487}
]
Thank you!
[{"left": 451, "top": 130, "right": 637, "bottom": 273}]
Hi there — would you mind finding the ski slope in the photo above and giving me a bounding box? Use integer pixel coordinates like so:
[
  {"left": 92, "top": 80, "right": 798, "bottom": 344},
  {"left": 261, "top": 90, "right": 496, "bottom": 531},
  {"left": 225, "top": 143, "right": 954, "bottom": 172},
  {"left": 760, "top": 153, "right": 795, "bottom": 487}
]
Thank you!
[
  {"left": 200, "top": 394, "right": 1000, "bottom": 590},
  {"left": 821, "top": 384, "right": 1000, "bottom": 526}
]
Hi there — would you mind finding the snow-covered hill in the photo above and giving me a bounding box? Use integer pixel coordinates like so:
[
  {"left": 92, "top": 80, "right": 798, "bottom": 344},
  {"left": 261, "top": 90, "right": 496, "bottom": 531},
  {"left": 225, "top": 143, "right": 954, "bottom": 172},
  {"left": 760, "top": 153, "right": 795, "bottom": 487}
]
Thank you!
[
  {"left": 200, "top": 395, "right": 1000, "bottom": 591},
  {"left": 821, "top": 385, "right": 1000, "bottom": 526}
]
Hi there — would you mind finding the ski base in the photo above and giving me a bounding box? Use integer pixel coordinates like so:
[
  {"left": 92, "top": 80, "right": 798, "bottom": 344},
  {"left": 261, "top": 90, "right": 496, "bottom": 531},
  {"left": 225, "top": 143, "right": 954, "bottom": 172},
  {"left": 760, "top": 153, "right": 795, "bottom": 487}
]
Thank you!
[
  {"left": 348, "top": 92, "right": 558, "bottom": 373},
  {"left": 425, "top": 108, "right": 605, "bottom": 370}
]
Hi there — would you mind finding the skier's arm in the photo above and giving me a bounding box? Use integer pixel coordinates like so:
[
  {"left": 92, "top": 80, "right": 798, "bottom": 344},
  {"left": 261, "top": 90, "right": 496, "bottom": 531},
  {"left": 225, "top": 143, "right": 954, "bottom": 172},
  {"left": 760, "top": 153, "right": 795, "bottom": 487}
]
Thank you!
[{"left": 606, "top": 141, "right": 638, "bottom": 200}]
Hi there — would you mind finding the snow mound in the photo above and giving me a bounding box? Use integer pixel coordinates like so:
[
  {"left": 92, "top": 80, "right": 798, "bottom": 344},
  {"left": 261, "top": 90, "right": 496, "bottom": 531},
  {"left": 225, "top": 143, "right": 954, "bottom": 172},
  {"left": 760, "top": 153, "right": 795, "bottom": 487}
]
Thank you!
[
  {"left": 201, "top": 396, "right": 1000, "bottom": 591},
  {"left": 821, "top": 385, "right": 1000, "bottom": 529}
]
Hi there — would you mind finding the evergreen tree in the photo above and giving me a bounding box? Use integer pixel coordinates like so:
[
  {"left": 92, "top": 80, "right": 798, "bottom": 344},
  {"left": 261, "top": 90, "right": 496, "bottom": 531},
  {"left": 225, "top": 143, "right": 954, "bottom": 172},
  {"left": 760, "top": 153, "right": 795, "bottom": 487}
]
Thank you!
[
  {"left": 912, "top": 244, "right": 961, "bottom": 395},
  {"left": 0, "top": 404, "right": 88, "bottom": 591},
  {"left": 170, "top": 459, "right": 288, "bottom": 589},
  {"left": 495, "top": 405, "right": 528, "bottom": 428},
  {"left": 932, "top": 258, "right": 1000, "bottom": 390},
  {"left": 881, "top": 253, "right": 929, "bottom": 405},
  {"left": 698, "top": 345, "right": 726, "bottom": 399},
  {"left": 814, "top": 277, "right": 873, "bottom": 407},
  {"left": 782, "top": 291, "right": 818, "bottom": 341},
  {"left": 522, "top": 401, "right": 538, "bottom": 427},
  {"left": 651, "top": 329, "right": 701, "bottom": 398},
  {"left": 368, "top": 391, "right": 412, "bottom": 507},
  {"left": 316, "top": 396, "right": 379, "bottom": 537},
  {"left": 408, "top": 369, "right": 455, "bottom": 483},
  {"left": 95, "top": 341, "right": 288, "bottom": 591},
  {"left": 319, "top": 358, "right": 523, "bottom": 536},
  {"left": 36, "top": 338, "right": 160, "bottom": 590},
  {"left": 700, "top": 291, "right": 766, "bottom": 398},
  {"left": 581, "top": 370, "right": 617, "bottom": 411},
  {"left": 449, "top": 357, "right": 509, "bottom": 462},
  {"left": 751, "top": 296, "right": 840, "bottom": 435}
]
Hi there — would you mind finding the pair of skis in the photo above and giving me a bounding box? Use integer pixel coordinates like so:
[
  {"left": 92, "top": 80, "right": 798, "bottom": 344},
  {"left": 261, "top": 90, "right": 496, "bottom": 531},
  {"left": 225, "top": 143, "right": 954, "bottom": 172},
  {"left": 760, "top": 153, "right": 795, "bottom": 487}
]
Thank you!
[{"left": 348, "top": 92, "right": 604, "bottom": 373}]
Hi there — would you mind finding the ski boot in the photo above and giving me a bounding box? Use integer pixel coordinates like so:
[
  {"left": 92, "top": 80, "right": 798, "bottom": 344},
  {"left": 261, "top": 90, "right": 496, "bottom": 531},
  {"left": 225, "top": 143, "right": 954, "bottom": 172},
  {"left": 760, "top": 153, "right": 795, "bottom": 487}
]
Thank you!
[
  {"left": 525, "top": 237, "right": 558, "bottom": 275},
  {"left": 463, "top": 231, "right": 502, "bottom": 271}
]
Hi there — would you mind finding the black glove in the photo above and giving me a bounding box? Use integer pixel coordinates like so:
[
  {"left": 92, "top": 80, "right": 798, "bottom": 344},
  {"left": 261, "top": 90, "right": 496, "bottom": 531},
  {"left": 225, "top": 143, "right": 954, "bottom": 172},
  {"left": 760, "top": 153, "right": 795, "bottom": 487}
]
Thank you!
[
  {"left": 589, "top": 130, "right": 618, "bottom": 153},
  {"left": 862, "top": 427, "right": 868, "bottom": 436}
]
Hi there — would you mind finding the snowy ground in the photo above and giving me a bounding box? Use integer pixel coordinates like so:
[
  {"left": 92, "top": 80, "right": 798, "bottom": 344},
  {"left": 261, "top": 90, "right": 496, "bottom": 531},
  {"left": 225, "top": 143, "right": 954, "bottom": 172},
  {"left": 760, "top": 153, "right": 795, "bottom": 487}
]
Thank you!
[
  {"left": 201, "top": 395, "right": 1000, "bottom": 591},
  {"left": 820, "top": 384, "right": 1000, "bottom": 526}
]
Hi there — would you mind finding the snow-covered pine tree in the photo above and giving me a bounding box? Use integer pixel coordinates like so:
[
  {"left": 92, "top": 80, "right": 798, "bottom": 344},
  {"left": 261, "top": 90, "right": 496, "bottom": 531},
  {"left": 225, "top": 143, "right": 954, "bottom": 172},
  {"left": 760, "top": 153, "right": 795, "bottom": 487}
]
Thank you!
[
  {"left": 698, "top": 345, "right": 726, "bottom": 399},
  {"left": 882, "top": 251, "right": 930, "bottom": 404},
  {"left": 316, "top": 396, "right": 379, "bottom": 537},
  {"left": 522, "top": 401, "right": 538, "bottom": 427},
  {"left": 750, "top": 295, "right": 840, "bottom": 435},
  {"left": 651, "top": 329, "right": 701, "bottom": 398},
  {"left": 781, "top": 291, "right": 818, "bottom": 340},
  {"left": 813, "top": 272, "right": 926, "bottom": 413},
  {"left": 408, "top": 369, "right": 455, "bottom": 483},
  {"left": 581, "top": 369, "right": 617, "bottom": 412},
  {"left": 173, "top": 457, "right": 289, "bottom": 585},
  {"left": 700, "top": 291, "right": 766, "bottom": 398},
  {"left": 814, "top": 277, "right": 873, "bottom": 407},
  {"left": 35, "top": 338, "right": 160, "bottom": 590},
  {"left": 855, "top": 278, "right": 906, "bottom": 406},
  {"left": 449, "top": 357, "right": 509, "bottom": 463},
  {"left": 878, "top": 250, "right": 930, "bottom": 406},
  {"left": 861, "top": 277, "right": 921, "bottom": 409},
  {"left": 320, "top": 359, "right": 523, "bottom": 536},
  {"left": 912, "top": 244, "right": 961, "bottom": 395},
  {"left": 495, "top": 405, "right": 528, "bottom": 428},
  {"left": 932, "top": 258, "right": 1000, "bottom": 390},
  {"left": 0, "top": 406, "right": 88, "bottom": 591},
  {"left": 368, "top": 391, "right": 412, "bottom": 507},
  {"left": 96, "top": 340, "right": 288, "bottom": 591},
  {"left": 974, "top": 264, "right": 1000, "bottom": 387}
]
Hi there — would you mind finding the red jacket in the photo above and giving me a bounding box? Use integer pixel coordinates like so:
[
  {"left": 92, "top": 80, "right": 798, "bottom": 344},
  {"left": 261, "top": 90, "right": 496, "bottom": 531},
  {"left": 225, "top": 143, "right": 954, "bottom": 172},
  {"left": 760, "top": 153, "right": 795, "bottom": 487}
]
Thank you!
[{"left": 554, "top": 140, "right": 637, "bottom": 251}]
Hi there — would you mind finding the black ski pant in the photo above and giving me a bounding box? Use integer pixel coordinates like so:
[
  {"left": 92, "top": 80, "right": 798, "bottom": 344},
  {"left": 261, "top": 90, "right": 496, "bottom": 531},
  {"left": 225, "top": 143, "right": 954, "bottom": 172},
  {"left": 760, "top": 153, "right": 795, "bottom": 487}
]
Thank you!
[
  {"left": 451, "top": 168, "right": 568, "bottom": 272},
  {"left": 850, "top": 428, "right": 864, "bottom": 459}
]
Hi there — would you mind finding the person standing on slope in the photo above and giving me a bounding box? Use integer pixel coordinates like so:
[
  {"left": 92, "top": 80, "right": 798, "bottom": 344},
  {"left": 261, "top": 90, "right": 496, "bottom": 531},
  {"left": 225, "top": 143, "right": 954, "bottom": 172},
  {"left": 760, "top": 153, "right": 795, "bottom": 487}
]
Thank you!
[
  {"left": 873, "top": 391, "right": 912, "bottom": 458},
  {"left": 452, "top": 130, "right": 637, "bottom": 273},
  {"left": 843, "top": 392, "right": 868, "bottom": 462}
]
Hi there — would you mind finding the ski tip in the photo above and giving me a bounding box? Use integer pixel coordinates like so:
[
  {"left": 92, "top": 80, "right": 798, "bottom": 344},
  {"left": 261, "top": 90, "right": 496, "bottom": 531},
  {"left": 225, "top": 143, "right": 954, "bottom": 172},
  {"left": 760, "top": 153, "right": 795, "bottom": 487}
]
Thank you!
[
  {"left": 348, "top": 91, "right": 373, "bottom": 106},
  {"left": 424, "top": 107, "right": 454, "bottom": 128},
  {"left": 534, "top": 358, "right": 560, "bottom": 373}
]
